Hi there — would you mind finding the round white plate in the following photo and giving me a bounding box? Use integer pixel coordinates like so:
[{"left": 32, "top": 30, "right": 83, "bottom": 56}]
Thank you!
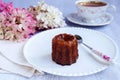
[
  {"left": 66, "top": 13, "right": 113, "bottom": 26},
  {"left": 23, "top": 27, "right": 118, "bottom": 76}
]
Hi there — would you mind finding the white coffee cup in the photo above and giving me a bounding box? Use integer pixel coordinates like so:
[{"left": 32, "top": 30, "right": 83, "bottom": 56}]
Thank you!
[{"left": 75, "top": 0, "right": 115, "bottom": 23}]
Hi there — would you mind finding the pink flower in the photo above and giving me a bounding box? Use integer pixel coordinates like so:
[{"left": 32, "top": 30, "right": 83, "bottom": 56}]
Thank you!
[
  {"left": 0, "top": 1, "right": 13, "bottom": 14},
  {"left": 0, "top": 7, "right": 37, "bottom": 42}
]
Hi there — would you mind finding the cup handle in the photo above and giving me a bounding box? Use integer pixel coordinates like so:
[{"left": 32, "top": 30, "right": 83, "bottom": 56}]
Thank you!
[{"left": 108, "top": 4, "right": 116, "bottom": 12}]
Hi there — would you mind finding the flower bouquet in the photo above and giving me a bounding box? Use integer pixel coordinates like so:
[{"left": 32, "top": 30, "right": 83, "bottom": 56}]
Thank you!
[{"left": 0, "top": 1, "right": 66, "bottom": 42}]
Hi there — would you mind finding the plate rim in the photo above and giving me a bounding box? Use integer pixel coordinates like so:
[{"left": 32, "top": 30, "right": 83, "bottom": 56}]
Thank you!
[
  {"left": 23, "top": 27, "right": 119, "bottom": 76},
  {"left": 66, "top": 13, "right": 113, "bottom": 26}
]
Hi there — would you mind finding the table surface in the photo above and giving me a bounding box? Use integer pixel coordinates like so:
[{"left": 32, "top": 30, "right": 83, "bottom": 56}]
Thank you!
[{"left": 1, "top": 0, "right": 120, "bottom": 80}]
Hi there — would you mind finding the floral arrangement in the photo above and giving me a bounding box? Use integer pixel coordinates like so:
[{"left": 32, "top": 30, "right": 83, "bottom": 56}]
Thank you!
[
  {"left": 28, "top": 2, "right": 66, "bottom": 30},
  {"left": 0, "top": 1, "right": 66, "bottom": 42},
  {"left": 0, "top": 1, "right": 37, "bottom": 42}
]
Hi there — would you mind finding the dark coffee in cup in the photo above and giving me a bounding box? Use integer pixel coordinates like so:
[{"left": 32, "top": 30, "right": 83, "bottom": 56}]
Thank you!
[{"left": 78, "top": 1, "right": 107, "bottom": 7}]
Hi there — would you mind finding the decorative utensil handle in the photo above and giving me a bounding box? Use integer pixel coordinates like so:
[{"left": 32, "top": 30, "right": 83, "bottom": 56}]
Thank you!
[
  {"left": 82, "top": 42, "right": 112, "bottom": 63},
  {"left": 91, "top": 49, "right": 112, "bottom": 62}
]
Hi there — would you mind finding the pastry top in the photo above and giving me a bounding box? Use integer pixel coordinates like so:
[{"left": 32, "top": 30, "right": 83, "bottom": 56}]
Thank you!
[{"left": 52, "top": 33, "right": 77, "bottom": 43}]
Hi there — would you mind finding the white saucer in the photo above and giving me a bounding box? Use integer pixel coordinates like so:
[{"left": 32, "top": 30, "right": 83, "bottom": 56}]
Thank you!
[{"left": 66, "top": 13, "right": 113, "bottom": 26}]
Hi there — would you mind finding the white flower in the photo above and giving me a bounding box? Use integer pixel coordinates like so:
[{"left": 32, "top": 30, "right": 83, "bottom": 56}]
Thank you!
[
  {"left": 35, "top": 2, "right": 66, "bottom": 29},
  {"left": 4, "top": 31, "right": 14, "bottom": 40},
  {"left": 0, "top": 28, "right": 4, "bottom": 39}
]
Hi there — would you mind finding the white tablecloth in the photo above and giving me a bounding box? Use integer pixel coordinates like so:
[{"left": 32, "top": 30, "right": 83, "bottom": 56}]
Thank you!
[{"left": 1, "top": 0, "right": 120, "bottom": 80}]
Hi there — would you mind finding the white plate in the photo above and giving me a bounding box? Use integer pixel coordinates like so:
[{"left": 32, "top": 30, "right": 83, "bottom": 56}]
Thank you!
[
  {"left": 23, "top": 27, "right": 118, "bottom": 76},
  {"left": 66, "top": 13, "right": 113, "bottom": 26}
]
